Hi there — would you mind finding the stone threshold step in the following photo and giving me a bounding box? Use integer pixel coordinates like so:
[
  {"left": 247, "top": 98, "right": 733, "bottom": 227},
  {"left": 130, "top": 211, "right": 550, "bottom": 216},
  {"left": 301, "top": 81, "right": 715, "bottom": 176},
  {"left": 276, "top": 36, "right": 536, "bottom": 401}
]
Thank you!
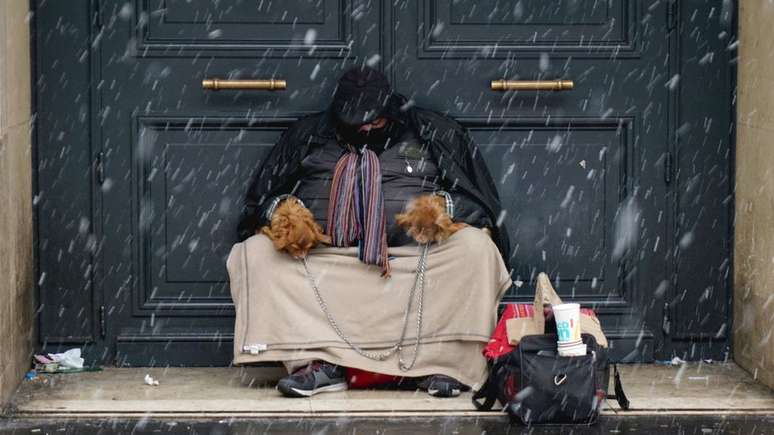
[
  {"left": 10, "top": 410, "right": 774, "bottom": 419},
  {"left": 11, "top": 363, "right": 774, "bottom": 417}
]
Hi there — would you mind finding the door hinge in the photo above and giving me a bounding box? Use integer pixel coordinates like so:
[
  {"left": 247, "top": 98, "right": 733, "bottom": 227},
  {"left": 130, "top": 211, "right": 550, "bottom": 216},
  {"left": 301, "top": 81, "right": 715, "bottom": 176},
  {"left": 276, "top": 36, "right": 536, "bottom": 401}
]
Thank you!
[
  {"left": 664, "top": 152, "right": 673, "bottom": 185},
  {"left": 95, "top": 151, "right": 105, "bottom": 185},
  {"left": 668, "top": 0, "right": 679, "bottom": 31},
  {"left": 99, "top": 305, "right": 106, "bottom": 338}
]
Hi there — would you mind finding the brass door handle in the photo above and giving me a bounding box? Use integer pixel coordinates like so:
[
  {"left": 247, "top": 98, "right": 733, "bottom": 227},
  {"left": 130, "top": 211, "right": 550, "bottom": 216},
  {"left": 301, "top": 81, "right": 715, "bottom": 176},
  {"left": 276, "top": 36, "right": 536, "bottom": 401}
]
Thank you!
[
  {"left": 201, "top": 78, "right": 287, "bottom": 91},
  {"left": 491, "top": 79, "right": 574, "bottom": 91}
]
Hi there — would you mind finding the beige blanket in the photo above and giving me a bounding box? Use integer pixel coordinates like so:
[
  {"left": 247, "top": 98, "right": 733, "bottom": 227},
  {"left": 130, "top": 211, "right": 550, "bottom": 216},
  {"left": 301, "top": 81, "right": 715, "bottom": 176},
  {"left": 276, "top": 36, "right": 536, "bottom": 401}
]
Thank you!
[{"left": 227, "top": 227, "right": 512, "bottom": 388}]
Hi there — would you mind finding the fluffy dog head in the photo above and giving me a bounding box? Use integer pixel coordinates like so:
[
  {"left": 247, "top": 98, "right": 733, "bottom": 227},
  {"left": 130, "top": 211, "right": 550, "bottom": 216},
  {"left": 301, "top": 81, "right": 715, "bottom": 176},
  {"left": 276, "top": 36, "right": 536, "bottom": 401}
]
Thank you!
[
  {"left": 261, "top": 199, "right": 330, "bottom": 258},
  {"left": 395, "top": 194, "right": 467, "bottom": 244}
]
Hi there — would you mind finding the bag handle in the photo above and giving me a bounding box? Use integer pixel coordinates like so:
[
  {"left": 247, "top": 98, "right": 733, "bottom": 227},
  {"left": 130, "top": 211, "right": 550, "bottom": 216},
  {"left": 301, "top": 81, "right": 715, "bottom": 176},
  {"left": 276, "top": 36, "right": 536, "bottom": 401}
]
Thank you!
[
  {"left": 605, "top": 364, "right": 631, "bottom": 410},
  {"left": 471, "top": 359, "right": 506, "bottom": 411},
  {"left": 533, "top": 272, "right": 563, "bottom": 333},
  {"left": 471, "top": 379, "right": 497, "bottom": 411}
]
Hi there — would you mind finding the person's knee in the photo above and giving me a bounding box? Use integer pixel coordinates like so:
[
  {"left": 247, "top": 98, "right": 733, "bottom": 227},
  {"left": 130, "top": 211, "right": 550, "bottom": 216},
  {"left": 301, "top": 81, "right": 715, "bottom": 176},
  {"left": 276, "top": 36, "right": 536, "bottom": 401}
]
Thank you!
[
  {"left": 452, "top": 227, "right": 493, "bottom": 253},
  {"left": 243, "top": 232, "right": 279, "bottom": 258}
]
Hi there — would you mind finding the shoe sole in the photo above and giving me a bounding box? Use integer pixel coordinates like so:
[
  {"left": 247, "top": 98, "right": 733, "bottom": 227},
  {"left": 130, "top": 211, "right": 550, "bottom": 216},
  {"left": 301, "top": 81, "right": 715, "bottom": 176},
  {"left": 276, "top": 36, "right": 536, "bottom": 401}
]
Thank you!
[
  {"left": 278, "top": 381, "right": 348, "bottom": 398},
  {"left": 427, "top": 387, "right": 461, "bottom": 398}
]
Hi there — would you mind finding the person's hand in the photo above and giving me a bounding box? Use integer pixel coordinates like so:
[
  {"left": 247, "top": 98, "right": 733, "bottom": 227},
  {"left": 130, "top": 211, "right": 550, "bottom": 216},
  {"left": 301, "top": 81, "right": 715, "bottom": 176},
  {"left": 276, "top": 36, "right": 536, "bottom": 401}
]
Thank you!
[{"left": 261, "top": 198, "right": 330, "bottom": 258}]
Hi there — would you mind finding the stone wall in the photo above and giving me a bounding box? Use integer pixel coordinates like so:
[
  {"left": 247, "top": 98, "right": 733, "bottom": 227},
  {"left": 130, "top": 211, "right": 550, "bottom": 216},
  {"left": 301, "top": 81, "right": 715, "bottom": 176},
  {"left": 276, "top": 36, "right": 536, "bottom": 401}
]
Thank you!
[
  {"left": 734, "top": 1, "right": 774, "bottom": 390},
  {"left": 0, "top": 0, "right": 35, "bottom": 407}
]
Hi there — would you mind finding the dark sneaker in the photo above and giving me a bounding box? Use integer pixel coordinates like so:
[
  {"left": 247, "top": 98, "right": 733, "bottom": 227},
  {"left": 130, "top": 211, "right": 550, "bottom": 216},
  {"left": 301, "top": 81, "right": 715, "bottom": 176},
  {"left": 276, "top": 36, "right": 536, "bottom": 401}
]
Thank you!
[
  {"left": 418, "top": 374, "right": 469, "bottom": 398},
  {"left": 276, "top": 361, "right": 347, "bottom": 397}
]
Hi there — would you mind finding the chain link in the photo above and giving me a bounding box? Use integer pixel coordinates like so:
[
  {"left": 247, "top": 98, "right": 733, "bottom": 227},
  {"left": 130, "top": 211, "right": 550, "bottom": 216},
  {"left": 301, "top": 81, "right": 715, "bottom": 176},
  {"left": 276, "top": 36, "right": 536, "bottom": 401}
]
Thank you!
[{"left": 302, "top": 244, "right": 429, "bottom": 371}]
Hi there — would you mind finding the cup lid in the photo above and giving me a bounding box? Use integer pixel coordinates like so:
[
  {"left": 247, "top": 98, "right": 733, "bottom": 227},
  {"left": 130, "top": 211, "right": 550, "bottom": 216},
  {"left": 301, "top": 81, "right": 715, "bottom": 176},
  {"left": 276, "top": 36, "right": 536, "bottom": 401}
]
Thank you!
[{"left": 552, "top": 303, "right": 580, "bottom": 311}]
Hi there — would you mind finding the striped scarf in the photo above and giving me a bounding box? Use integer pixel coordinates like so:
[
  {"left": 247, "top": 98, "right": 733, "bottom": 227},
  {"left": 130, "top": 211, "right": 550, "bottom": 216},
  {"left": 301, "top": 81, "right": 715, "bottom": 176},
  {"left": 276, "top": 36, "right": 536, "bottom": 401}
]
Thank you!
[{"left": 327, "top": 144, "right": 390, "bottom": 277}]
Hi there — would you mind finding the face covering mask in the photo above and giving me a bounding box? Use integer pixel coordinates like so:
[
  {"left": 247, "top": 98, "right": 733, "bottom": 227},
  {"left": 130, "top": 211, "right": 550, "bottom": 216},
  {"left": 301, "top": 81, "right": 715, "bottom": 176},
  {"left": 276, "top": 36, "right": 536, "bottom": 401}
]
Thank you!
[{"left": 336, "top": 120, "right": 398, "bottom": 147}]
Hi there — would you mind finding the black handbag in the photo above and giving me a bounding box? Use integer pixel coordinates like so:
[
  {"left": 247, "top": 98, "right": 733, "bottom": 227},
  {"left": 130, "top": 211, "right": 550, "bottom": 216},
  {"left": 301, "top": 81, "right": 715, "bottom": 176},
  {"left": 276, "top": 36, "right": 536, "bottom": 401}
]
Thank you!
[{"left": 472, "top": 333, "right": 629, "bottom": 425}]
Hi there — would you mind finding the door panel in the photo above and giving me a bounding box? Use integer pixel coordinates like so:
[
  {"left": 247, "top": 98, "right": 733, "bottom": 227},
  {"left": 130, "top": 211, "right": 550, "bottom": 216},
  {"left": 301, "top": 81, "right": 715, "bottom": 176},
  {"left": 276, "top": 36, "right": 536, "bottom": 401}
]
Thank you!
[
  {"left": 670, "top": 4, "right": 733, "bottom": 357},
  {"left": 136, "top": 0, "right": 354, "bottom": 55},
  {"left": 136, "top": 120, "right": 280, "bottom": 313},
  {"left": 429, "top": 0, "right": 632, "bottom": 53},
  {"left": 474, "top": 119, "right": 630, "bottom": 299},
  {"left": 35, "top": 3, "right": 97, "bottom": 345}
]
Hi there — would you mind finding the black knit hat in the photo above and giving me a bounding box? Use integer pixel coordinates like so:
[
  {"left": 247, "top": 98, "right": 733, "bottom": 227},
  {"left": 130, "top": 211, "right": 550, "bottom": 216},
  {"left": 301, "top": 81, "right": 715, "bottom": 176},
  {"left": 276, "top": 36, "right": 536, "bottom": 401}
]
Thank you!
[{"left": 331, "top": 66, "right": 392, "bottom": 126}]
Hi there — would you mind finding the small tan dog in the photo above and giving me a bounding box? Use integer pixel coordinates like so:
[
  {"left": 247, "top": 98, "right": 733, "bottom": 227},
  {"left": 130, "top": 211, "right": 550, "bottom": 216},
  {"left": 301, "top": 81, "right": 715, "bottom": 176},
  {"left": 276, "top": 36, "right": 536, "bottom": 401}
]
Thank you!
[
  {"left": 395, "top": 194, "right": 467, "bottom": 244},
  {"left": 261, "top": 198, "right": 330, "bottom": 258}
]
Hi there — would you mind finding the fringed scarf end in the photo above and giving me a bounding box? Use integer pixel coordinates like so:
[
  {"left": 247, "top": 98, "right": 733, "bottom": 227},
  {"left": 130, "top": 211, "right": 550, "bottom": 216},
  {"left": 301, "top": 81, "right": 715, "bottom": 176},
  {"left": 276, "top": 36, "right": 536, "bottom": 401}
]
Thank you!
[{"left": 328, "top": 145, "right": 390, "bottom": 275}]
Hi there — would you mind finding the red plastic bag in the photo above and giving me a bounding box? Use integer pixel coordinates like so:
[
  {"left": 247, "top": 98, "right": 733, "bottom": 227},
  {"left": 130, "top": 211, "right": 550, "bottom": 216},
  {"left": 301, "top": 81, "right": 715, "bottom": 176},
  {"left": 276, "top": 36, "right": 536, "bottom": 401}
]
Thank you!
[
  {"left": 345, "top": 367, "right": 403, "bottom": 389},
  {"left": 483, "top": 303, "right": 536, "bottom": 360}
]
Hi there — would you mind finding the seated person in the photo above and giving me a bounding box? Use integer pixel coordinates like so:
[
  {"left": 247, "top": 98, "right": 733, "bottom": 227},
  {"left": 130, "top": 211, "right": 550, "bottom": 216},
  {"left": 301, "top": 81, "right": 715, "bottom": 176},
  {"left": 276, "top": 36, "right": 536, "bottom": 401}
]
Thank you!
[{"left": 229, "top": 66, "right": 513, "bottom": 398}]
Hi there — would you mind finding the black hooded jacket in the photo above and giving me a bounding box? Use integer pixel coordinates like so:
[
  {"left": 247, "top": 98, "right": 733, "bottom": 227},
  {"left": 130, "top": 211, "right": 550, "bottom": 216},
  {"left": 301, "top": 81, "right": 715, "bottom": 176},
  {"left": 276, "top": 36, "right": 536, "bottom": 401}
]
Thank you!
[{"left": 237, "top": 97, "right": 511, "bottom": 262}]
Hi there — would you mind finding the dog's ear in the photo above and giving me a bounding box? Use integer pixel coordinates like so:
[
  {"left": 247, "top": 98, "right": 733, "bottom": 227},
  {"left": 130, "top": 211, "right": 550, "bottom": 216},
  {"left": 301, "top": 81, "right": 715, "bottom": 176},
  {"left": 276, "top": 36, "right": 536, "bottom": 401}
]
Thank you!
[
  {"left": 434, "top": 211, "right": 451, "bottom": 226},
  {"left": 394, "top": 211, "right": 410, "bottom": 227},
  {"left": 431, "top": 194, "right": 447, "bottom": 209},
  {"left": 451, "top": 222, "right": 467, "bottom": 231},
  {"left": 265, "top": 213, "right": 291, "bottom": 250},
  {"left": 298, "top": 206, "right": 324, "bottom": 234},
  {"left": 261, "top": 225, "right": 287, "bottom": 248},
  {"left": 284, "top": 220, "right": 307, "bottom": 258},
  {"left": 396, "top": 196, "right": 422, "bottom": 227},
  {"left": 271, "top": 229, "right": 291, "bottom": 251},
  {"left": 307, "top": 218, "right": 330, "bottom": 244}
]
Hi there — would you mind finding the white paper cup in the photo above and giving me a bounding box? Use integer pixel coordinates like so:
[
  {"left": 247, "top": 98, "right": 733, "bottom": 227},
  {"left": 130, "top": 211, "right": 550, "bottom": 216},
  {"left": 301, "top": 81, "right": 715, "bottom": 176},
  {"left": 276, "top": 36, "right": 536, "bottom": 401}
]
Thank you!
[
  {"left": 558, "top": 343, "right": 587, "bottom": 357},
  {"left": 553, "top": 303, "right": 581, "bottom": 343},
  {"left": 557, "top": 339, "right": 582, "bottom": 348}
]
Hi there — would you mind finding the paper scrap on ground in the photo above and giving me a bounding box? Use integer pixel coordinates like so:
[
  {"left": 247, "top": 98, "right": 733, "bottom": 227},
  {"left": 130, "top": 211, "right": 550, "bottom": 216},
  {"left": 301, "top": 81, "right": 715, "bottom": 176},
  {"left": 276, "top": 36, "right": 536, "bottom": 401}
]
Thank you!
[
  {"left": 47, "top": 348, "right": 84, "bottom": 369},
  {"left": 655, "top": 356, "right": 687, "bottom": 366},
  {"left": 144, "top": 374, "right": 160, "bottom": 386},
  {"left": 670, "top": 356, "right": 686, "bottom": 365}
]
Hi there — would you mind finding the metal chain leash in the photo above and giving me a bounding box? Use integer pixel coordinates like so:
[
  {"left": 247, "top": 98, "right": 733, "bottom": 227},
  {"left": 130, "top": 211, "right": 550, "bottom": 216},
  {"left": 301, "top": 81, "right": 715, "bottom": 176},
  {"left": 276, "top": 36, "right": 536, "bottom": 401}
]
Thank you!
[
  {"left": 397, "top": 244, "right": 427, "bottom": 371},
  {"left": 301, "top": 243, "right": 429, "bottom": 371}
]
